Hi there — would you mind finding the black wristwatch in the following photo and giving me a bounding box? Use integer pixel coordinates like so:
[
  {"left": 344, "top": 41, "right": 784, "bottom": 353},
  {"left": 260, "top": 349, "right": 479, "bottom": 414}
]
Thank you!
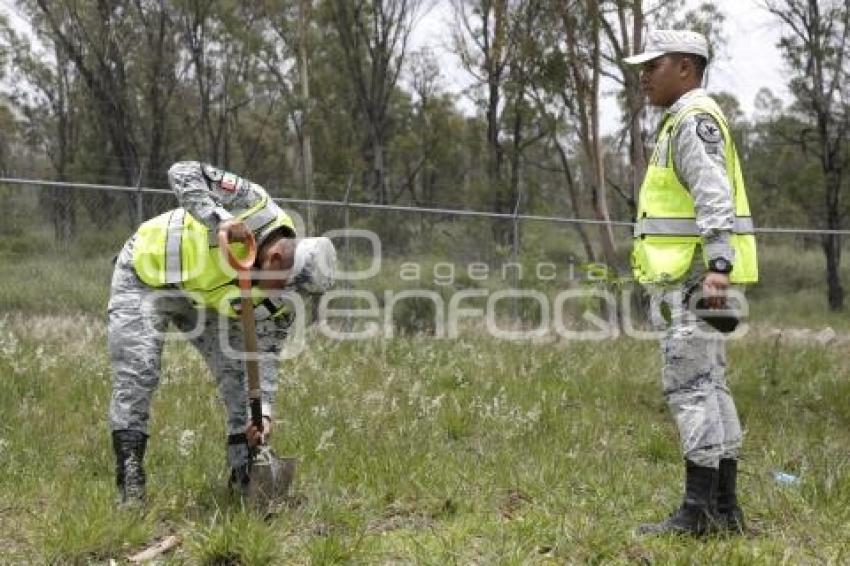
[{"left": 708, "top": 257, "right": 733, "bottom": 274}]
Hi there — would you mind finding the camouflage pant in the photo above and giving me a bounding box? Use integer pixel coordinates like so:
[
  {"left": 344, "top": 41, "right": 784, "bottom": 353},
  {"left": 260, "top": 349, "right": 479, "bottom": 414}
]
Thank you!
[
  {"left": 107, "top": 236, "right": 291, "bottom": 467},
  {"left": 649, "top": 282, "right": 742, "bottom": 468}
]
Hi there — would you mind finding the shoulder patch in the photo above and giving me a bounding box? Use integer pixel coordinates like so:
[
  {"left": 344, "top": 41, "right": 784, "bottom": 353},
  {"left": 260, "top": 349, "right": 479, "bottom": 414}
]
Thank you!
[
  {"left": 695, "top": 118, "right": 722, "bottom": 144},
  {"left": 220, "top": 172, "right": 239, "bottom": 193}
]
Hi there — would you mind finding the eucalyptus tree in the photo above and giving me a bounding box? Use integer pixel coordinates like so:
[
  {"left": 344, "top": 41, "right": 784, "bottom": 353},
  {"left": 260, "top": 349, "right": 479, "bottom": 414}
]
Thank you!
[
  {"left": 129, "top": 0, "right": 182, "bottom": 196},
  {"left": 30, "top": 0, "right": 142, "bottom": 191},
  {"left": 11, "top": 0, "right": 185, "bottom": 224},
  {"left": 396, "top": 48, "right": 464, "bottom": 208},
  {"left": 174, "top": 0, "right": 285, "bottom": 172},
  {"left": 599, "top": 0, "right": 645, "bottom": 215},
  {"left": 555, "top": 0, "right": 618, "bottom": 270},
  {"left": 765, "top": 0, "right": 850, "bottom": 311},
  {"left": 1, "top": 9, "right": 83, "bottom": 242},
  {"left": 450, "top": 0, "right": 556, "bottom": 249},
  {"left": 325, "top": 0, "right": 421, "bottom": 204},
  {"left": 450, "top": 0, "right": 515, "bottom": 242},
  {"left": 512, "top": 2, "right": 593, "bottom": 261},
  {"left": 256, "top": 0, "right": 318, "bottom": 230}
]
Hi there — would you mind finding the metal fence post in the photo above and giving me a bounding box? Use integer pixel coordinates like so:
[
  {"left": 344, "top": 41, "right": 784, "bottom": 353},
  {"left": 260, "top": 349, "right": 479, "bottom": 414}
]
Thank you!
[
  {"left": 135, "top": 168, "right": 144, "bottom": 228},
  {"left": 343, "top": 175, "right": 353, "bottom": 331},
  {"left": 135, "top": 187, "right": 143, "bottom": 228},
  {"left": 511, "top": 196, "right": 521, "bottom": 323}
]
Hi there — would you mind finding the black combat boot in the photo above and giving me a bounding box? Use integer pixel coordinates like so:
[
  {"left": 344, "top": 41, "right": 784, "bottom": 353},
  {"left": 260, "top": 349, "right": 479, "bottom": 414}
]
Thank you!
[
  {"left": 227, "top": 433, "right": 252, "bottom": 497},
  {"left": 112, "top": 430, "right": 147, "bottom": 507},
  {"left": 636, "top": 460, "right": 718, "bottom": 536},
  {"left": 717, "top": 458, "right": 745, "bottom": 534}
]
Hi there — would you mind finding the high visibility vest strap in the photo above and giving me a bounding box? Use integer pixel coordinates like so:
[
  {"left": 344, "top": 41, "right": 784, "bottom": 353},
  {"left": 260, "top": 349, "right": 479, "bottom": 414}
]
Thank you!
[
  {"left": 635, "top": 216, "right": 755, "bottom": 237},
  {"left": 243, "top": 204, "right": 279, "bottom": 233},
  {"left": 164, "top": 209, "right": 185, "bottom": 284},
  {"left": 670, "top": 98, "right": 727, "bottom": 133},
  {"left": 206, "top": 195, "right": 291, "bottom": 246}
]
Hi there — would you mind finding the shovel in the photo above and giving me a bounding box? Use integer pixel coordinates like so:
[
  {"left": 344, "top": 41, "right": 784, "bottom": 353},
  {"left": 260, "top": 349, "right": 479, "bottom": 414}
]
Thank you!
[{"left": 219, "top": 228, "right": 296, "bottom": 506}]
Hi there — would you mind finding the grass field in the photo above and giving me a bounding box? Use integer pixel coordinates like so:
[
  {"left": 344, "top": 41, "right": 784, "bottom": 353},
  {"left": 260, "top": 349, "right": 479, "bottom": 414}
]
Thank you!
[
  {"left": 0, "top": 237, "right": 849, "bottom": 564},
  {"left": 1, "top": 309, "right": 849, "bottom": 564}
]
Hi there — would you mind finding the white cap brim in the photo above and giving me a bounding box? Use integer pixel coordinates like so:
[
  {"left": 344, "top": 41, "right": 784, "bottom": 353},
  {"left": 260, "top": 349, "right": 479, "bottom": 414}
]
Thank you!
[
  {"left": 623, "top": 51, "right": 665, "bottom": 65},
  {"left": 292, "top": 237, "right": 336, "bottom": 293}
]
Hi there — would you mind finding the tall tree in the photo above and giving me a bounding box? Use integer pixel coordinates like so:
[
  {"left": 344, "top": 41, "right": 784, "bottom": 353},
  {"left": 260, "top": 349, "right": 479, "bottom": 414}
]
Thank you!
[
  {"left": 327, "top": 0, "right": 419, "bottom": 204},
  {"left": 502, "top": 0, "right": 549, "bottom": 245},
  {"left": 600, "top": 0, "right": 644, "bottom": 216},
  {"left": 130, "top": 0, "right": 181, "bottom": 201},
  {"left": 559, "top": 0, "right": 618, "bottom": 271},
  {"left": 1, "top": 14, "right": 79, "bottom": 244},
  {"left": 32, "top": 0, "right": 142, "bottom": 191},
  {"left": 297, "top": 0, "right": 316, "bottom": 233},
  {"left": 451, "top": 0, "right": 516, "bottom": 244},
  {"left": 176, "top": 1, "right": 278, "bottom": 167},
  {"left": 260, "top": 0, "right": 316, "bottom": 231},
  {"left": 766, "top": 0, "right": 849, "bottom": 310}
]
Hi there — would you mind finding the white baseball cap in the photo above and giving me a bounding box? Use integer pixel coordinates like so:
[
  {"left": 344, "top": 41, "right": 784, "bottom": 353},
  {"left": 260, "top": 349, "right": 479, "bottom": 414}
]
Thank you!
[
  {"left": 291, "top": 237, "right": 336, "bottom": 294},
  {"left": 623, "top": 30, "right": 709, "bottom": 65}
]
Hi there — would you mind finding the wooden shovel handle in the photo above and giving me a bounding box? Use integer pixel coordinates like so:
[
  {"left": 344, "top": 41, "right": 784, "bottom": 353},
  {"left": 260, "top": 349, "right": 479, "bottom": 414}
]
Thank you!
[
  {"left": 217, "top": 227, "right": 257, "bottom": 273},
  {"left": 218, "top": 227, "right": 264, "bottom": 432}
]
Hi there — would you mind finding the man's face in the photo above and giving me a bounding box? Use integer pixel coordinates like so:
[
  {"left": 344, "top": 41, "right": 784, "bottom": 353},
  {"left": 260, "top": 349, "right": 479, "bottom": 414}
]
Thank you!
[{"left": 639, "top": 54, "right": 686, "bottom": 107}]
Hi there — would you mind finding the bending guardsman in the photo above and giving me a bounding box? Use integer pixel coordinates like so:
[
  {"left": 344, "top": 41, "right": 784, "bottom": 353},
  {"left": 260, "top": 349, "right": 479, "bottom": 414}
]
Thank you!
[{"left": 107, "top": 161, "right": 334, "bottom": 505}]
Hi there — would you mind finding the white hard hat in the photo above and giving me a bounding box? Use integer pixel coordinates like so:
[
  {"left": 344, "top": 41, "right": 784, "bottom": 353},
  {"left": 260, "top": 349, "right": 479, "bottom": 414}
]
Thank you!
[
  {"left": 291, "top": 237, "right": 336, "bottom": 294},
  {"left": 623, "top": 30, "right": 709, "bottom": 65}
]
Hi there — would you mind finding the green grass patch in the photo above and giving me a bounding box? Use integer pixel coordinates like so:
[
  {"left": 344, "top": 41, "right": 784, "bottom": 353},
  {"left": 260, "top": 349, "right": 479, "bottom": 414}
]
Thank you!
[{"left": 1, "top": 312, "right": 849, "bottom": 562}]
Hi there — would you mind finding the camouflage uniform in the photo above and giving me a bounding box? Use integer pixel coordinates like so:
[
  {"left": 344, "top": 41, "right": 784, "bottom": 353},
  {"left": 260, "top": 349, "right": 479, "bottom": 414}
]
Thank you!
[
  {"left": 108, "top": 161, "right": 294, "bottom": 471},
  {"left": 649, "top": 89, "right": 742, "bottom": 469}
]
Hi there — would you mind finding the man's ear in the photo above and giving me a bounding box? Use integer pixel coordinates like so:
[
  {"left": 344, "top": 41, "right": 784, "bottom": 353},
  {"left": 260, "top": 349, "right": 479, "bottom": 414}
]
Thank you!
[
  {"left": 676, "top": 55, "right": 689, "bottom": 78},
  {"left": 679, "top": 55, "right": 697, "bottom": 82},
  {"left": 263, "top": 239, "right": 295, "bottom": 270},
  {"left": 265, "top": 250, "right": 284, "bottom": 271}
]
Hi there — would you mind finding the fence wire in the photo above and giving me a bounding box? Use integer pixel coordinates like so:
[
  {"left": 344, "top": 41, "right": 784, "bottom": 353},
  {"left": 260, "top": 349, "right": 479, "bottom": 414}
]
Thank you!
[
  {"left": 2, "top": 176, "right": 848, "bottom": 332},
  {"left": 2, "top": 176, "right": 849, "bottom": 235}
]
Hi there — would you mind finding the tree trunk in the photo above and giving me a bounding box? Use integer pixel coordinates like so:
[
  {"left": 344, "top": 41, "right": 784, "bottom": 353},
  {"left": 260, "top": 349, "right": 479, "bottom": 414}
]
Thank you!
[
  {"left": 55, "top": 45, "right": 75, "bottom": 246},
  {"left": 485, "top": 0, "right": 510, "bottom": 245},
  {"left": 626, "top": 0, "right": 644, "bottom": 214},
  {"left": 587, "top": 0, "right": 617, "bottom": 273},
  {"left": 371, "top": 126, "right": 387, "bottom": 204},
  {"left": 508, "top": 96, "right": 523, "bottom": 249},
  {"left": 823, "top": 171, "right": 844, "bottom": 310},
  {"left": 299, "top": 0, "right": 316, "bottom": 234},
  {"left": 487, "top": 76, "right": 508, "bottom": 245},
  {"left": 552, "top": 135, "right": 595, "bottom": 262},
  {"left": 823, "top": 233, "right": 844, "bottom": 311}
]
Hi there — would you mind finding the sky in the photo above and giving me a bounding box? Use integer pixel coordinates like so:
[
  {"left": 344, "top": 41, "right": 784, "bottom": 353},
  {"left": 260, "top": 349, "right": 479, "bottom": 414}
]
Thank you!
[{"left": 409, "top": 0, "right": 791, "bottom": 132}]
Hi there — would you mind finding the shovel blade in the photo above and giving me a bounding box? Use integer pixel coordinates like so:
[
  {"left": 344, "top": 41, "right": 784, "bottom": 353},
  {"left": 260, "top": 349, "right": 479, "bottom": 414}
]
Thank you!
[{"left": 248, "top": 446, "right": 296, "bottom": 504}]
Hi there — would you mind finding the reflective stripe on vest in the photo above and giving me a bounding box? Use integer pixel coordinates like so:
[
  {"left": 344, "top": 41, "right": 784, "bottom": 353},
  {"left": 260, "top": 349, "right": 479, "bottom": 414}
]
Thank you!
[
  {"left": 206, "top": 200, "right": 280, "bottom": 246},
  {"left": 164, "top": 209, "right": 185, "bottom": 284},
  {"left": 634, "top": 216, "right": 755, "bottom": 237}
]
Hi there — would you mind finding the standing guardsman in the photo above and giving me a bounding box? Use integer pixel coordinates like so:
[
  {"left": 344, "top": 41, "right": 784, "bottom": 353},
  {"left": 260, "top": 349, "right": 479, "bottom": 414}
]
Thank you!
[
  {"left": 624, "top": 30, "right": 758, "bottom": 536},
  {"left": 108, "top": 161, "right": 335, "bottom": 506}
]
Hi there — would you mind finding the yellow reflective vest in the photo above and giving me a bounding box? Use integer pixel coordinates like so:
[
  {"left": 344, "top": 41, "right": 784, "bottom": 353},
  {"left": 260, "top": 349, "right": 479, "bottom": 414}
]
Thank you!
[
  {"left": 132, "top": 193, "right": 296, "bottom": 318},
  {"left": 632, "top": 95, "right": 758, "bottom": 284}
]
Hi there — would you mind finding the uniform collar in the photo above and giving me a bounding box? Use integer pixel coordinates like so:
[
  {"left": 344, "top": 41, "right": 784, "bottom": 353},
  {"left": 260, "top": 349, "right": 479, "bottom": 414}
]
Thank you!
[{"left": 664, "top": 88, "right": 707, "bottom": 118}]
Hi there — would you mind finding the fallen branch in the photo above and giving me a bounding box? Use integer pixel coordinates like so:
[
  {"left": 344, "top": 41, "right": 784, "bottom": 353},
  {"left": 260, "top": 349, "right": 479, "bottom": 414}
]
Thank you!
[{"left": 127, "top": 535, "right": 181, "bottom": 563}]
